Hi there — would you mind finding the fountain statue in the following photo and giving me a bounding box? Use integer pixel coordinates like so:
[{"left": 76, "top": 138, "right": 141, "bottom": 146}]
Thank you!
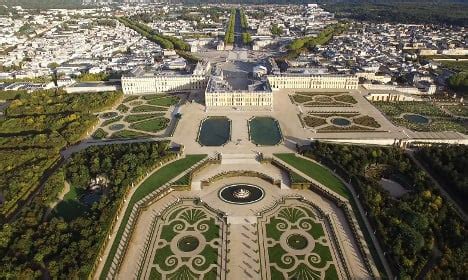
[{"left": 232, "top": 188, "right": 251, "bottom": 199}]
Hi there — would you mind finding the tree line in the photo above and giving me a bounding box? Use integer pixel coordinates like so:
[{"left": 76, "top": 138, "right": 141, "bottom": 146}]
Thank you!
[
  {"left": 224, "top": 8, "right": 236, "bottom": 45},
  {"left": 285, "top": 23, "right": 348, "bottom": 59},
  {"left": 417, "top": 145, "right": 468, "bottom": 212},
  {"left": 117, "top": 17, "right": 190, "bottom": 51},
  {"left": 324, "top": 2, "right": 468, "bottom": 27},
  {"left": 239, "top": 9, "right": 252, "bottom": 45}
]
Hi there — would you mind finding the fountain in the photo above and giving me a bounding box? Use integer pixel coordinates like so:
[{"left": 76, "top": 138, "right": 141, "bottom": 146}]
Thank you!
[
  {"left": 219, "top": 184, "right": 265, "bottom": 204},
  {"left": 233, "top": 188, "right": 251, "bottom": 199}
]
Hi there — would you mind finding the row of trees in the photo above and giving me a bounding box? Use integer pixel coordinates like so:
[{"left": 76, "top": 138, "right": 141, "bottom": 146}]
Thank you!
[
  {"left": 286, "top": 23, "right": 348, "bottom": 59},
  {"left": 0, "top": 142, "right": 172, "bottom": 278},
  {"left": 417, "top": 145, "right": 468, "bottom": 211},
  {"left": 0, "top": 89, "right": 122, "bottom": 217},
  {"left": 302, "top": 142, "right": 467, "bottom": 279},
  {"left": 117, "top": 17, "right": 190, "bottom": 51},
  {"left": 239, "top": 9, "right": 252, "bottom": 45},
  {"left": 242, "top": 32, "right": 252, "bottom": 45},
  {"left": 224, "top": 8, "right": 236, "bottom": 45}
]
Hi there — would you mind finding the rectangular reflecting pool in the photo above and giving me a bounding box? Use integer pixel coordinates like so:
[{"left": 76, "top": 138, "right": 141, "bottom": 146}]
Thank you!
[
  {"left": 248, "top": 117, "right": 283, "bottom": 146},
  {"left": 197, "top": 117, "right": 231, "bottom": 146}
]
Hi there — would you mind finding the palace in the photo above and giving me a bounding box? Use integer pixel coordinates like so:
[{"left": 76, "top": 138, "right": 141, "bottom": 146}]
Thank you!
[
  {"left": 121, "top": 75, "right": 208, "bottom": 95},
  {"left": 120, "top": 65, "right": 357, "bottom": 110},
  {"left": 204, "top": 72, "right": 273, "bottom": 109},
  {"left": 267, "top": 74, "right": 358, "bottom": 90},
  {"left": 121, "top": 61, "right": 211, "bottom": 95}
]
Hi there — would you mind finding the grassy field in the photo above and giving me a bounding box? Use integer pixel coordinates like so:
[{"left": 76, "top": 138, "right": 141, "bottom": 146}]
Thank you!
[
  {"left": 116, "top": 104, "right": 129, "bottom": 113},
  {"left": 147, "top": 96, "right": 179, "bottom": 107},
  {"left": 131, "top": 105, "right": 167, "bottom": 113},
  {"left": 275, "top": 153, "right": 351, "bottom": 200},
  {"left": 123, "top": 113, "right": 165, "bottom": 123},
  {"left": 101, "top": 116, "right": 123, "bottom": 127},
  {"left": 54, "top": 185, "right": 86, "bottom": 221},
  {"left": 110, "top": 129, "right": 151, "bottom": 139},
  {"left": 129, "top": 117, "right": 169, "bottom": 133},
  {"left": 92, "top": 128, "right": 108, "bottom": 139},
  {"left": 99, "top": 154, "right": 206, "bottom": 279}
]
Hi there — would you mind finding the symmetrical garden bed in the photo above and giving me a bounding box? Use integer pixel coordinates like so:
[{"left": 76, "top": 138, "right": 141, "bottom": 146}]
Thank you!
[
  {"left": 373, "top": 101, "right": 467, "bottom": 133},
  {"left": 291, "top": 92, "right": 357, "bottom": 107},
  {"left": 93, "top": 94, "right": 182, "bottom": 139},
  {"left": 138, "top": 200, "right": 224, "bottom": 280},
  {"left": 258, "top": 199, "right": 342, "bottom": 279},
  {"left": 300, "top": 112, "right": 382, "bottom": 132}
]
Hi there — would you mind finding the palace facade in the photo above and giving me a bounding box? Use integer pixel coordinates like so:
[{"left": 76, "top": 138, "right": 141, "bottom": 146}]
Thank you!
[
  {"left": 121, "top": 75, "right": 208, "bottom": 95},
  {"left": 267, "top": 74, "right": 358, "bottom": 90}
]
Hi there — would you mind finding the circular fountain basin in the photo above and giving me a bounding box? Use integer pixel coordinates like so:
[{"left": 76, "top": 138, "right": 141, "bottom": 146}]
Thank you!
[
  {"left": 330, "top": 117, "right": 351, "bottom": 126},
  {"left": 218, "top": 184, "right": 265, "bottom": 205},
  {"left": 403, "top": 114, "right": 430, "bottom": 124}
]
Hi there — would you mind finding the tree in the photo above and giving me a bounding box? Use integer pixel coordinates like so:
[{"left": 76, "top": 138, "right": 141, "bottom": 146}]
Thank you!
[
  {"left": 271, "top": 24, "right": 283, "bottom": 36},
  {"left": 47, "top": 62, "right": 60, "bottom": 69}
]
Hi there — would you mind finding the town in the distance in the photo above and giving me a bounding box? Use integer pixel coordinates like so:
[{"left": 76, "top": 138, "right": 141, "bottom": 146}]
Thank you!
[{"left": 0, "top": 1, "right": 467, "bottom": 280}]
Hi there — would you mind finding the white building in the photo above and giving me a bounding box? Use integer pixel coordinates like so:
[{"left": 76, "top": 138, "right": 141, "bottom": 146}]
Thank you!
[
  {"left": 204, "top": 72, "right": 273, "bottom": 109},
  {"left": 267, "top": 74, "right": 358, "bottom": 90},
  {"left": 121, "top": 74, "right": 207, "bottom": 95}
]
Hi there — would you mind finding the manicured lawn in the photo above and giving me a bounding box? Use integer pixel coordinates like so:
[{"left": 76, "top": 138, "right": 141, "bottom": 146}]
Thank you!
[
  {"left": 129, "top": 117, "right": 169, "bottom": 133},
  {"left": 100, "top": 154, "right": 206, "bottom": 279},
  {"left": 110, "top": 129, "right": 151, "bottom": 139},
  {"left": 92, "top": 128, "right": 108, "bottom": 139},
  {"left": 101, "top": 116, "right": 123, "bottom": 127},
  {"left": 141, "top": 94, "right": 169, "bottom": 100},
  {"left": 116, "top": 104, "right": 129, "bottom": 113},
  {"left": 124, "top": 113, "right": 165, "bottom": 123},
  {"left": 147, "top": 96, "right": 179, "bottom": 107},
  {"left": 122, "top": 95, "right": 139, "bottom": 103},
  {"left": 54, "top": 185, "right": 86, "bottom": 221},
  {"left": 131, "top": 105, "right": 167, "bottom": 113},
  {"left": 275, "top": 153, "right": 351, "bottom": 200}
]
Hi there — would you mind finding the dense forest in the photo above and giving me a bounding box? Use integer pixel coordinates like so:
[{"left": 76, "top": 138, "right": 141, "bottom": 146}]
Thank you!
[
  {"left": 323, "top": 2, "right": 468, "bottom": 26},
  {"left": 301, "top": 142, "right": 467, "bottom": 279},
  {"left": 0, "top": 0, "right": 83, "bottom": 9},
  {"left": 0, "top": 89, "right": 122, "bottom": 218},
  {"left": 417, "top": 145, "right": 468, "bottom": 211},
  {"left": 447, "top": 72, "right": 468, "bottom": 94},
  {"left": 0, "top": 142, "right": 173, "bottom": 278},
  {"left": 2, "top": 0, "right": 467, "bottom": 27}
]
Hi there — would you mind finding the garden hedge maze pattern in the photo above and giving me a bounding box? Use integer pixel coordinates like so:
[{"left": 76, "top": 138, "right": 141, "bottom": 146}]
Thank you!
[
  {"left": 259, "top": 201, "right": 341, "bottom": 280},
  {"left": 140, "top": 201, "right": 224, "bottom": 280}
]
